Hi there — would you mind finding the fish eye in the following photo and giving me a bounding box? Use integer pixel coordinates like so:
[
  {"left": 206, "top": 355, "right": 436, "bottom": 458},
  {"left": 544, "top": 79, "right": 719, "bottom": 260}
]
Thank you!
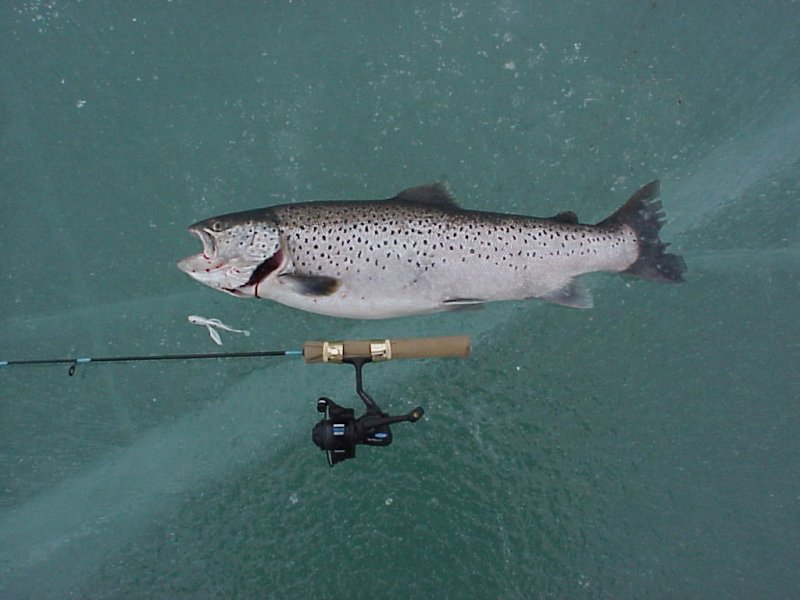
[{"left": 210, "top": 221, "right": 224, "bottom": 232}]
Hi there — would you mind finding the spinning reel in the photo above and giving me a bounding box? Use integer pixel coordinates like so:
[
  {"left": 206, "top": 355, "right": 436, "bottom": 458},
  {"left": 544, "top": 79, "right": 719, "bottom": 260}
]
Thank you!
[
  {"left": 312, "top": 357, "right": 424, "bottom": 466},
  {"left": 304, "top": 337, "right": 469, "bottom": 466}
]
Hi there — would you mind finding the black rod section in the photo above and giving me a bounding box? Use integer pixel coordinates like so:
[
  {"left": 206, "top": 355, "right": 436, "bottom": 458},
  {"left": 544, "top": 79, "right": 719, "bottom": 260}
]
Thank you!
[{"left": 1, "top": 349, "right": 303, "bottom": 368}]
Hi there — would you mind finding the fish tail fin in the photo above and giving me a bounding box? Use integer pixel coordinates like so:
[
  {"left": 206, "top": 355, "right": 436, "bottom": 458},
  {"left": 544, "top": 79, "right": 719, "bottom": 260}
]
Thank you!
[{"left": 598, "top": 180, "right": 687, "bottom": 283}]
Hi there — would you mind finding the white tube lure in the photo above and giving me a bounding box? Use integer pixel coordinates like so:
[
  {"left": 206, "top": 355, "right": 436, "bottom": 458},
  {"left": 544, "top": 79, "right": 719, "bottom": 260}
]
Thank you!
[{"left": 188, "top": 315, "right": 251, "bottom": 346}]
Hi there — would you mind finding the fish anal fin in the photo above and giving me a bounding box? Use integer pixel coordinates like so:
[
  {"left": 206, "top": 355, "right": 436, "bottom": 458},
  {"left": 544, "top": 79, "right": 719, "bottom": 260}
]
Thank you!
[
  {"left": 395, "top": 183, "right": 459, "bottom": 208},
  {"left": 280, "top": 273, "right": 341, "bottom": 296},
  {"left": 539, "top": 279, "right": 593, "bottom": 309},
  {"left": 441, "top": 298, "right": 485, "bottom": 312},
  {"left": 550, "top": 210, "right": 579, "bottom": 224}
]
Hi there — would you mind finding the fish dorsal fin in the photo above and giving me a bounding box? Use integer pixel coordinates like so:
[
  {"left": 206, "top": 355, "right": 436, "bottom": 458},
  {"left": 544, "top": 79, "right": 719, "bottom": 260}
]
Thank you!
[
  {"left": 551, "top": 210, "right": 579, "bottom": 224},
  {"left": 394, "top": 183, "right": 459, "bottom": 208}
]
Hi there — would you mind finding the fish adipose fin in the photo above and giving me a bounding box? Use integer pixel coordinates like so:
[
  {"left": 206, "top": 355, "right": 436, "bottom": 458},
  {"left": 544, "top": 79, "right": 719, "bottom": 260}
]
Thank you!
[
  {"left": 279, "top": 273, "right": 340, "bottom": 296},
  {"left": 395, "top": 183, "right": 459, "bottom": 208},
  {"left": 597, "top": 180, "right": 687, "bottom": 283},
  {"left": 550, "top": 210, "right": 579, "bottom": 224},
  {"left": 539, "top": 279, "right": 593, "bottom": 309}
]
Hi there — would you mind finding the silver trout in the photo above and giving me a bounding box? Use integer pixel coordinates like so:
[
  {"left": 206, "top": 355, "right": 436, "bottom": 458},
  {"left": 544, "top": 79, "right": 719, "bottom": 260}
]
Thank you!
[{"left": 177, "top": 181, "right": 686, "bottom": 319}]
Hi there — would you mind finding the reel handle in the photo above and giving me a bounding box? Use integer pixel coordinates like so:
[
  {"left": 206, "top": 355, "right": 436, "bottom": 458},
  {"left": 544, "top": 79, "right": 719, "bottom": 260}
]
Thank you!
[{"left": 303, "top": 336, "right": 470, "bottom": 364}]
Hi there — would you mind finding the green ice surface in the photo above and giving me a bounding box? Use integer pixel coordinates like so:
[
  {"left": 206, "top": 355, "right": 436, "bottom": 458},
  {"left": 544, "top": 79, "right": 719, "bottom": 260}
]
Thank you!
[{"left": 1, "top": 1, "right": 798, "bottom": 598}]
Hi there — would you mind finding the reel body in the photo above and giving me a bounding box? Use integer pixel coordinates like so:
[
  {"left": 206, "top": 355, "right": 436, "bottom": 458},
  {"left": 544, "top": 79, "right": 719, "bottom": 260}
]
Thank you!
[{"left": 311, "top": 358, "right": 424, "bottom": 466}]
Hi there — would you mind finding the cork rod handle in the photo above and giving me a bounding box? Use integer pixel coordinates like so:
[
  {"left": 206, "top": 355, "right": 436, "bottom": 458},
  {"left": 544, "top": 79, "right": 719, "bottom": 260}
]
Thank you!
[{"left": 303, "top": 336, "right": 470, "bottom": 364}]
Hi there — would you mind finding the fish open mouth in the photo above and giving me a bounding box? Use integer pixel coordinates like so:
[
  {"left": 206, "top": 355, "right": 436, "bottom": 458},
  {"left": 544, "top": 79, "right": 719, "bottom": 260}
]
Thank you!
[{"left": 192, "top": 228, "right": 216, "bottom": 259}]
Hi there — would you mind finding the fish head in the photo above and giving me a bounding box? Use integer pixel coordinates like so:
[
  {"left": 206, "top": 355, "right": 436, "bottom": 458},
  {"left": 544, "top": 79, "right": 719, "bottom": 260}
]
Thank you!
[{"left": 177, "top": 210, "right": 286, "bottom": 296}]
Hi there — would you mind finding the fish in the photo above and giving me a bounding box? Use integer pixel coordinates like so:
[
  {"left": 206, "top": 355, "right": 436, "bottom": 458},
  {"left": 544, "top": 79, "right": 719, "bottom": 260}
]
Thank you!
[{"left": 177, "top": 181, "right": 686, "bottom": 319}]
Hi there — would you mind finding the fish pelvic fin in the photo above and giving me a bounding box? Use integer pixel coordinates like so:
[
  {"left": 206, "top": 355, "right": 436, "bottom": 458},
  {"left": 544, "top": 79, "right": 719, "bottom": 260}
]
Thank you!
[
  {"left": 597, "top": 180, "right": 687, "bottom": 283},
  {"left": 441, "top": 298, "right": 485, "bottom": 312}
]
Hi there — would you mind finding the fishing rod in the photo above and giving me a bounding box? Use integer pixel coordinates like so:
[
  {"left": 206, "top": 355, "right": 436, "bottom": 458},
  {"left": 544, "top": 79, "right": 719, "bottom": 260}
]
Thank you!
[
  {"left": 2, "top": 335, "right": 471, "bottom": 466},
  {"left": 1, "top": 349, "right": 302, "bottom": 376}
]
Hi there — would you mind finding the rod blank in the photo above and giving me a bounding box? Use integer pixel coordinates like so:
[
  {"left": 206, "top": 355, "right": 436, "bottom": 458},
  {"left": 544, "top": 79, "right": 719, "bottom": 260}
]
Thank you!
[{"left": 1, "top": 350, "right": 302, "bottom": 369}]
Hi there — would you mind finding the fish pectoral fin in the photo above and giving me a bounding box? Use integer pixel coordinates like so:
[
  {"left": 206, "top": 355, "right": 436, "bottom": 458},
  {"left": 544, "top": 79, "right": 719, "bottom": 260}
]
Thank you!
[
  {"left": 279, "top": 273, "right": 341, "bottom": 296},
  {"left": 538, "top": 279, "right": 593, "bottom": 309},
  {"left": 441, "top": 298, "right": 486, "bottom": 312}
]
